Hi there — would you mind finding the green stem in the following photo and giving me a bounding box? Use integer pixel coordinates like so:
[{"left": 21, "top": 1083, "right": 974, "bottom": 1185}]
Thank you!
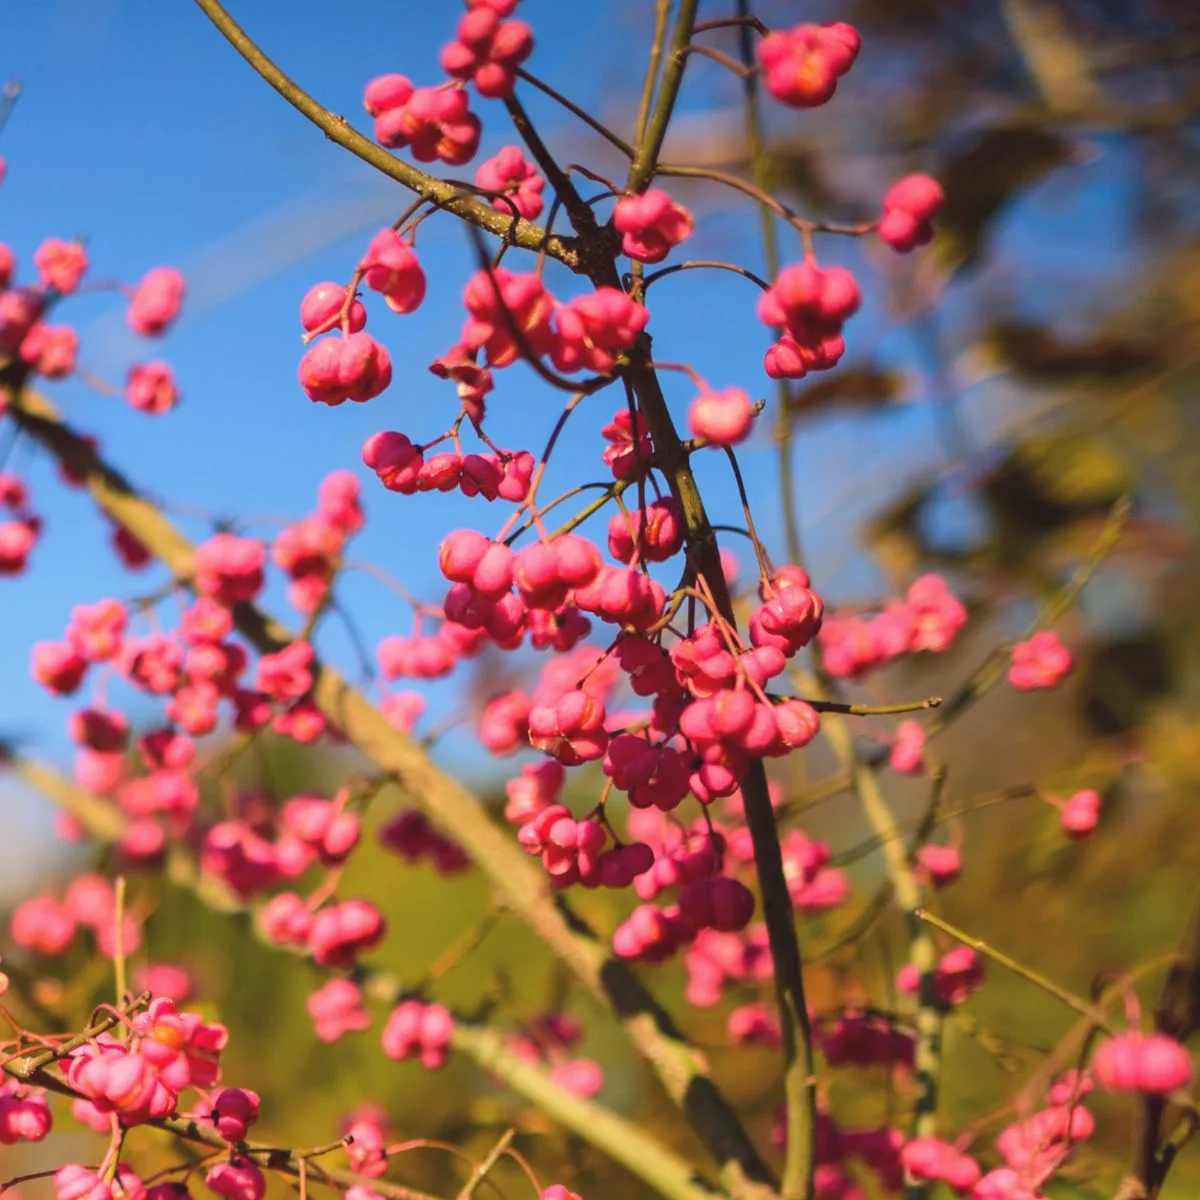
[
  {"left": 623, "top": 355, "right": 810, "bottom": 1200},
  {"left": 454, "top": 1128, "right": 515, "bottom": 1200},
  {"left": 5, "top": 997, "right": 146, "bottom": 1080},
  {"left": 735, "top": 0, "right": 802, "bottom": 567},
  {"left": 819, "top": 711, "right": 942, "bottom": 1197},
  {"left": 622, "top": 3, "right": 813, "bottom": 1191},
  {"left": 914, "top": 909, "right": 1111, "bottom": 1028},
  {"left": 628, "top": 0, "right": 700, "bottom": 192},
  {"left": 634, "top": 0, "right": 673, "bottom": 149}
]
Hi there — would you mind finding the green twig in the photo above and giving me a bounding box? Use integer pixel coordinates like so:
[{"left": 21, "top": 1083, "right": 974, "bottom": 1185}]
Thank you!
[
  {"left": 915, "top": 909, "right": 1111, "bottom": 1028},
  {"left": 628, "top": 0, "right": 700, "bottom": 192},
  {"left": 927, "top": 495, "right": 1131, "bottom": 737},
  {"left": 455, "top": 1129, "right": 516, "bottom": 1200},
  {"left": 634, "top": 0, "right": 673, "bottom": 151}
]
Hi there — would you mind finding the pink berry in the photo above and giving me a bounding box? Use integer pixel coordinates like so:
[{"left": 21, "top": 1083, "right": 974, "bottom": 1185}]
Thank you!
[
  {"left": 126, "top": 362, "right": 180, "bottom": 415},
  {"left": 34, "top": 238, "right": 88, "bottom": 294},
  {"left": 1008, "top": 630, "right": 1073, "bottom": 691},
  {"left": 613, "top": 189, "right": 694, "bottom": 264},
  {"left": 688, "top": 387, "right": 755, "bottom": 447},
  {"left": 300, "top": 332, "right": 392, "bottom": 406},
  {"left": 475, "top": 145, "right": 544, "bottom": 220},
  {"left": 1061, "top": 789, "right": 1101, "bottom": 839},
  {"left": 128, "top": 267, "right": 185, "bottom": 337},
  {"left": 300, "top": 281, "right": 366, "bottom": 335},
  {"left": 359, "top": 229, "right": 426, "bottom": 315}
]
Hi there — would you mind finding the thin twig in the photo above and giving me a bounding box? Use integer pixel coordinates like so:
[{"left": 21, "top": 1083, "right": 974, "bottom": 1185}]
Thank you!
[
  {"left": 455, "top": 1128, "right": 515, "bottom": 1200},
  {"left": 915, "top": 909, "right": 1111, "bottom": 1028},
  {"left": 514, "top": 68, "right": 634, "bottom": 158},
  {"left": 926, "top": 495, "right": 1131, "bottom": 738}
]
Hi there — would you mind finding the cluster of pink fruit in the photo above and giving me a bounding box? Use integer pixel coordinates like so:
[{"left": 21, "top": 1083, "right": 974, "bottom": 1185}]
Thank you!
[
  {"left": 0, "top": 180, "right": 186, "bottom": 579},
  {"left": 2, "top": 1, "right": 1191, "bottom": 1199}
]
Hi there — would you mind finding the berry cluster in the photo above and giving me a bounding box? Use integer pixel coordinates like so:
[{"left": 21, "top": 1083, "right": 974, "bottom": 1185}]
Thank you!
[{"left": 0, "top": 3, "right": 1176, "bottom": 1200}]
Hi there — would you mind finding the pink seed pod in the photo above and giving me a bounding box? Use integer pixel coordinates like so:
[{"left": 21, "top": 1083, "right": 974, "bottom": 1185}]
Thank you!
[
  {"left": 362, "top": 430, "right": 423, "bottom": 493},
  {"left": 917, "top": 844, "right": 962, "bottom": 889},
  {"left": 128, "top": 267, "right": 185, "bottom": 337},
  {"left": 359, "top": 228, "right": 426, "bottom": 315},
  {"left": 364, "top": 73, "right": 414, "bottom": 122},
  {"left": 972, "top": 1169, "right": 1042, "bottom": 1200},
  {"left": 300, "top": 281, "right": 366, "bottom": 335},
  {"left": 1061, "top": 789, "right": 1102, "bottom": 839},
  {"left": 126, "top": 362, "right": 180, "bottom": 415},
  {"left": 878, "top": 174, "right": 944, "bottom": 252},
  {"left": 205, "top": 1159, "right": 265, "bottom": 1200},
  {"left": 381, "top": 1001, "right": 454, "bottom": 1069},
  {"left": 475, "top": 145, "right": 544, "bottom": 220},
  {"left": 728, "top": 1002, "right": 783, "bottom": 1047},
  {"left": 66, "top": 598, "right": 128, "bottom": 663},
  {"left": 549, "top": 1058, "right": 603, "bottom": 1098},
  {"left": 613, "top": 189, "right": 694, "bottom": 264},
  {"left": 0, "top": 1081, "right": 53, "bottom": 1143},
  {"left": 56, "top": 1165, "right": 113, "bottom": 1200},
  {"left": 308, "top": 980, "right": 372, "bottom": 1044},
  {"left": 210, "top": 1087, "right": 260, "bottom": 1142},
  {"left": 300, "top": 332, "right": 392, "bottom": 406},
  {"left": 550, "top": 287, "right": 649, "bottom": 375},
  {"left": 0, "top": 287, "right": 45, "bottom": 354},
  {"left": 133, "top": 962, "right": 194, "bottom": 1004},
  {"left": 259, "top": 892, "right": 312, "bottom": 948},
  {"left": 1093, "top": 1032, "right": 1194, "bottom": 1094},
  {"left": 34, "top": 237, "right": 89, "bottom": 294},
  {"left": 194, "top": 533, "right": 265, "bottom": 605},
  {"left": 308, "top": 899, "right": 386, "bottom": 967},
  {"left": 1008, "top": 630, "right": 1073, "bottom": 691},
  {"left": 382, "top": 84, "right": 482, "bottom": 165},
  {"left": 758, "top": 262, "right": 861, "bottom": 333},
  {"left": 889, "top": 719, "right": 927, "bottom": 774},
  {"left": 67, "top": 1047, "right": 164, "bottom": 1118},
  {"left": 19, "top": 323, "right": 79, "bottom": 378},
  {"left": 9, "top": 895, "right": 76, "bottom": 955},
  {"left": 756, "top": 22, "right": 861, "bottom": 108},
  {"left": 442, "top": 10, "right": 534, "bottom": 99},
  {"left": 0, "top": 243, "right": 16, "bottom": 289},
  {"left": 461, "top": 267, "right": 555, "bottom": 367},
  {"left": 688, "top": 387, "right": 755, "bottom": 447}
]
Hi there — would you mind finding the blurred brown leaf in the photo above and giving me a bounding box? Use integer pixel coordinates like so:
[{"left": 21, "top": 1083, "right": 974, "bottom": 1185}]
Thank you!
[
  {"left": 933, "top": 123, "right": 1074, "bottom": 272},
  {"left": 786, "top": 365, "right": 906, "bottom": 419},
  {"left": 985, "top": 320, "right": 1164, "bottom": 382}
]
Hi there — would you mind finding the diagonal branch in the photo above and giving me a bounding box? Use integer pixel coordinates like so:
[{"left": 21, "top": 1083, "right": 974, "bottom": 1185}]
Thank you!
[
  {"left": 4, "top": 1062, "right": 446, "bottom": 1200},
  {"left": 3, "top": 377, "right": 756, "bottom": 1199},
  {"left": 190, "top": 0, "right": 581, "bottom": 271}
]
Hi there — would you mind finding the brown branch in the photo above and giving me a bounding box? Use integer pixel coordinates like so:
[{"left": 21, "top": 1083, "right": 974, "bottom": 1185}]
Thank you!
[
  {"left": 190, "top": 0, "right": 581, "bottom": 271},
  {"left": 3, "top": 378, "right": 747, "bottom": 1200}
]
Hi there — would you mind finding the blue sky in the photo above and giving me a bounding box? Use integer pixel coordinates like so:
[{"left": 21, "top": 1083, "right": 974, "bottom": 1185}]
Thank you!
[{"left": 0, "top": 0, "right": 1138, "bottom": 894}]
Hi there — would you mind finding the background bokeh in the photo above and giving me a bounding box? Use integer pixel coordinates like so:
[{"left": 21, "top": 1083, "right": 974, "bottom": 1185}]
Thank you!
[{"left": 3, "top": 0, "right": 1200, "bottom": 1196}]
